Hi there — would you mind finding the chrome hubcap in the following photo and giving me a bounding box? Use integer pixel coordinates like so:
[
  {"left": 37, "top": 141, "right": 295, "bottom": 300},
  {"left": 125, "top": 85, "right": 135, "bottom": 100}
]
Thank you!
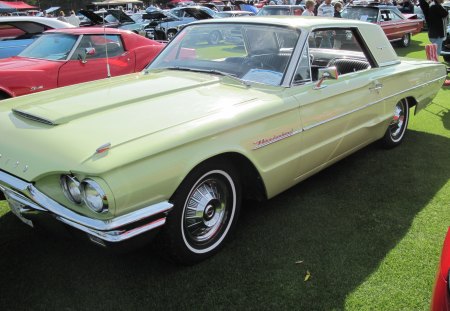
[
  {"left": 183, "top": 178, "right": 228, "bottom": 244},
  {"left": 389, "top": 101, "right": 406, "bottom": 140}
]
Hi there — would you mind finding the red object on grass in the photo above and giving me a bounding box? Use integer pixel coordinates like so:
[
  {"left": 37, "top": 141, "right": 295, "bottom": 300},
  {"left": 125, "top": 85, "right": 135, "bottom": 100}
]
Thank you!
[
  {"left": 426, "top": 44, "right": 450, "bottom": 86},
  {"left": 431, "top": 228, "right": 450, "bottom": 311}
]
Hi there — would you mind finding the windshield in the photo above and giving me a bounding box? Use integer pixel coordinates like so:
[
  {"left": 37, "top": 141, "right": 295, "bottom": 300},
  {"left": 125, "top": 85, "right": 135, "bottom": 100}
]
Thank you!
[
  {"left": 341, "top": 7, "right": 379, "bottom": 23},
  {"left": 19, "top": 33, "right": 77, "bottom": 60},
  {"left": 147, "top": 23, "right": 300, "bottom": 86},
  {"left": 257, "top": 7, "right": 291, "bottom": 16}
]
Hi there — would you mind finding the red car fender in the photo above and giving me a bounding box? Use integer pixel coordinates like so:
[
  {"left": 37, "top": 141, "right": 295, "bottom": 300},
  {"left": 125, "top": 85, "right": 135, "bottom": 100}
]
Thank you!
[
  {"left": 432, "top": 227, "right": 450, "bottom": 311},
  {"left": 133, "top": 44, "right": 164, "bottom": 71}
]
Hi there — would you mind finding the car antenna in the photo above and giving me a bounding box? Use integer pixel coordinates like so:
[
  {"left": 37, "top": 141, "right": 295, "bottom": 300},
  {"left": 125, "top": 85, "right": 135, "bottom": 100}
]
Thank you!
[{"left": 100, "top": 9, "right": 111, "bottom": 78}]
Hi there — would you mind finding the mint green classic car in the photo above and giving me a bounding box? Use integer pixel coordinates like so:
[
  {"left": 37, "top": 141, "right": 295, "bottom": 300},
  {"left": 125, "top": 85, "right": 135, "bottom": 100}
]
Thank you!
[{"left": 0, "top": 17, "right": 446, "bottom": 264}]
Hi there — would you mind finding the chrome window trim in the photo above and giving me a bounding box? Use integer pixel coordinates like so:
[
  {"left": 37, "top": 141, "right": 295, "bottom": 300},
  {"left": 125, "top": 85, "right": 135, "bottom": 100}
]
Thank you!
[
  {"left": 67, "top": 34, "right": 83, "bottom": 61},
  {"left": 303, "top": 75, "right": 445, "bottom": 131}
]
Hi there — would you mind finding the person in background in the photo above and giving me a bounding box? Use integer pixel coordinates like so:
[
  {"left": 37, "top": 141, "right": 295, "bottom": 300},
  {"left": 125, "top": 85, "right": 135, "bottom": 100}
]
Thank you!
[
  {"left": 317, "top": 0, "right": 334, "bottom": 17},
  {"left": 67, "top": 10, "right": 80, "bottom": 27},
  {"left": 57, "top": 11, "right": 67, "bottom": 22},
  {"left": 314, "top": 0, "right": 322, "bottom": 16},
  {"left": 302, "top": 0, "right": 316, "bottom": 16},
  {"left": 420, "top": 0, "right": 448, "bottom": 56},
  {"left": 398, "top": 0, "right": 414, "bottom": 13},
  {"left": 334, "top": 1, "right": 343, "bottom": 17}
]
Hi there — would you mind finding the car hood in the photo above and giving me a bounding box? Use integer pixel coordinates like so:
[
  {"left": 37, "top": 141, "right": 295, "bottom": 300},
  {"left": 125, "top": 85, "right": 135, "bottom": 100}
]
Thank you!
[
  {"left": 0, "top": 56, "right": 56, "bottom": 70},
  {"left": 0, "top": 70, "right": 263, "bottom": 180},
  {"left": 107, "top": 9, "right": 135, "bottom": 24},
  {"left": 78, "top": 9, "right": 106, "bottom": 25},
  {"left": 181, "top": 8, "right": 215, "bottom": 20}
]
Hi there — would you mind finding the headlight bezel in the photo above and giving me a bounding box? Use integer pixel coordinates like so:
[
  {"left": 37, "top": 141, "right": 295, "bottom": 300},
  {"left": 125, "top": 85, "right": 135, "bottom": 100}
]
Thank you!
[
  {"left": 60, "top": 175, "right": 109, "bottom": 214},
  {"left": 80, "top": 178, "right": 109, "bottom": 213},
  {"left": 60, "top": 175, "right": 82, "bottom": 205}
]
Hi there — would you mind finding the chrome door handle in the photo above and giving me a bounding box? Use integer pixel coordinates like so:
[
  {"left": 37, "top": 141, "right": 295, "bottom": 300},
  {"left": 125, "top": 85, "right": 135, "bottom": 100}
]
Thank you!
[{"left": 369, "top": 83, "right": 383, "bottom": 91}]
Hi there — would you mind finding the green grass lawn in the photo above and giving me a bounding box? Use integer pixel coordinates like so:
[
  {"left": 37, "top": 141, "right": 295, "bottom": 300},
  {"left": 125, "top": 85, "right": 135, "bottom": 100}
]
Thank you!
[{"left": 0, "top": 32, "right": 449, "bottom": 310}]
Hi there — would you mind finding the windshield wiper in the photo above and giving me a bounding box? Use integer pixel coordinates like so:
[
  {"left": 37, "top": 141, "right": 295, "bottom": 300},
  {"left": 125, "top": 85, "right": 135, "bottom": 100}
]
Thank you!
[{"left": 149, "top": 66, "right": 251, "bottom": 87}]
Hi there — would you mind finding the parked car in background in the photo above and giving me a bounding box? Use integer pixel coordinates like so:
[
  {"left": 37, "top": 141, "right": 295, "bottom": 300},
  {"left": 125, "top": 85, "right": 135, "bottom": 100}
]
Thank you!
[
  {"left": 0, "top": 28, "right": 163, "bottom": 99},
  {"left": 256, "top": 5, "right": 304, "bottom": 16},
  {"left": 78, "top": 9, "right": 147, "bottom": 35},
  {"left": 0, "top": 17, "right": 445, "bottom": 264},
  {"left": 431, "top": 228, "right": 450, "bottom": 311},
  {"left": 216, "top": 10, "right": 255, "bottom": 18},
  {"left": 144, "top": 7, "right": 215, "bottom": 41},
  {"left": 169, "top": 6, "right": 217, "bottom": 21},
  {"left": 0, "top": 17, "right": 74, "bottom": 59},
  {"left": 341, "top": 4, "right": 423, "bottom": 47}
]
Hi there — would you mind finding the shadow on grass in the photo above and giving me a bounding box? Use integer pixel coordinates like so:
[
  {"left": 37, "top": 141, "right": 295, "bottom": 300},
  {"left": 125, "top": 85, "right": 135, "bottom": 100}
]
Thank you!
[{"left": 0, "top": 130, "right": 448, "bottom": 310}]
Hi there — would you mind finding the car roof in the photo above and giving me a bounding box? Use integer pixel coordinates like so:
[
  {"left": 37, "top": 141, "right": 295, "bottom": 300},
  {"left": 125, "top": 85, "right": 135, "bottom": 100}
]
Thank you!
[
  {"left": 45, "top": 27, "right": 131, "bottom": 35},
  {"left": 192, "top": 16, "right": 379, "bottom": 30},
  {"left": 261, "top": 5, "right": 304, "bottom": 8},
  {"left": 0, "top": 16, "right": 74, "bottom": 28},
  {"left": 191, "top": 16, "right": 399, "bottom": 66}
]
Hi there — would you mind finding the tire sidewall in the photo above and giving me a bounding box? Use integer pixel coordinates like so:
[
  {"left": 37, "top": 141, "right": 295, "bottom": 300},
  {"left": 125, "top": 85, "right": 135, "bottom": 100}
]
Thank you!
[
  {"left": 381, "top": 99, "right": 409, "bottom": 148},
  {"left": 163, "top": 160, "right": 241, "bottom": 263}
]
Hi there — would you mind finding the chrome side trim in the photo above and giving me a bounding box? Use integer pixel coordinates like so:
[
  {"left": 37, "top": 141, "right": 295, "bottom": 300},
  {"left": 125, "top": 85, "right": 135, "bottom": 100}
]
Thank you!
[
  {"left": 378, "top": 60, "right": 401, "bottom": 67},
  {"left": 303, "top": 75, "right": 445, "bottom": 131},
  {"left": 0, "top": 170, "right": 173, "bottom": 242}
]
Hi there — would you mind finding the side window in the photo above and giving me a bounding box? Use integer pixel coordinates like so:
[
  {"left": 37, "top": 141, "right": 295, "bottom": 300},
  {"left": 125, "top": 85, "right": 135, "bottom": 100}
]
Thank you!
[
  {"left": 391, "top": 11, "right": 403, "bottom": 21},
  {"left": 293, "top": 44, "right": 311, "bottom": 84},
  {"left": 305, "top": 28, "right": 371, "bottom": 81},
  {"left": 72, "top": 35, "right": 124, "bottom": 60},
  {"left": 380, "top": 10, "right": 391, "bottom": 21}
]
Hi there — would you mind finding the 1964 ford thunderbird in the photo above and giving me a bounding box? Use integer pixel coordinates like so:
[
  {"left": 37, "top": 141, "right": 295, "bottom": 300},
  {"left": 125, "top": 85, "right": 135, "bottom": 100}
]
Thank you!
[{"left": 0, "top": 17, "right": 446, "bottom": 263}]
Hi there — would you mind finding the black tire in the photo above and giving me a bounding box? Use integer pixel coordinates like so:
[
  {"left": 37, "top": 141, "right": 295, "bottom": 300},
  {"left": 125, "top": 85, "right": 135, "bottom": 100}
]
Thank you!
[
  {"left": 208, "top": 30, "right": 221, "bottom": 45},
  {"left": 167, "top": 30, "right": 177, "bottom": 41},
  {"left": 160, "top": 159, "right": 241, "bottom": 264},
  {"left": 398, "top": 33, "right": 411, "bottom": 48},
  {"left": 381, "top": 99, "right": 409, "bottom": 148},
  {"left": 443, "top": 54, "right": 450, "bottom": 63}
]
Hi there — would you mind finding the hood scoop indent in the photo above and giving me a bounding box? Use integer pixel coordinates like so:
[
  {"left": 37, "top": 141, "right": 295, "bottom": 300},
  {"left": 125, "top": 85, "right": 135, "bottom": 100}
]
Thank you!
[{"left": 13, "top": 109, "right": 55, "bottom": 126}]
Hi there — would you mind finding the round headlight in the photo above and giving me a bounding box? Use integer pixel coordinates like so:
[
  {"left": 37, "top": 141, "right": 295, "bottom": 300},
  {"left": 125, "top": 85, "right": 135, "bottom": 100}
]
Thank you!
[
  {"left": 60, "top": 175, "right": 82, "bottom": 204},
  {"left": 80, "top": 179, "right": 108, "bottom": 213}
]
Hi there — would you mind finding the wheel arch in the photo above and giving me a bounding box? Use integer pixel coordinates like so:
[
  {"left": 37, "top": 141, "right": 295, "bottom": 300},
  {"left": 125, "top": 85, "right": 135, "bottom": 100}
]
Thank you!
[
  {"left": 0, "top": 88, "right": 13, "bottom": 99},
  {"left": 171, "top": 152, "right": 268, "bottom": 203}
]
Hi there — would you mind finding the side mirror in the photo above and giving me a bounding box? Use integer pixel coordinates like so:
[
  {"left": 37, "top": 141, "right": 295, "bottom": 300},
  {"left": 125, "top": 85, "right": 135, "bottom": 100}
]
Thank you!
[
  {"left": 314, "top": 66, "right": 338, "bottom": 90},
  {"left": 78, "top": 47, "right": 96, "bottom": 64}
]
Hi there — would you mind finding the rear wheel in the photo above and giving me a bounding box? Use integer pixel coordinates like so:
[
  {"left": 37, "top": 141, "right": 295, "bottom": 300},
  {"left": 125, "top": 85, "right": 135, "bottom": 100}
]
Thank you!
[
  {"left": 398, "top": 33, "right": 411, "bottom": 48},
  {"left": 161, "top": 160, "right": 241, "bottom": 264},
  {"left": 208, "top": 30, "right": 221, "bottom": 45},
  {"left": 167, "top": 30, "right": 177, "bottom": 41},
  {"left": 381, "top": 99, "right": 409, "bottom": 148}
]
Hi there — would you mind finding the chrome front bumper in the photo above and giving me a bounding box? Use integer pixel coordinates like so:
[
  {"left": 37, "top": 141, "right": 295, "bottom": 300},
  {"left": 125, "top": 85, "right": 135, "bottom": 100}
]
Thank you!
[{"left": 0, "top": 170, "right": 173, "bottom": 245}]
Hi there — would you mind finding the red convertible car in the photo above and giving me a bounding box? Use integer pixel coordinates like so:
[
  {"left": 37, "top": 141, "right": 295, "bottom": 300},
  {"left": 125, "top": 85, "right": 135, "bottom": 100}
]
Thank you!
[
  {"left": 341, "top": 4, "right": 424, "bottom": 47},
  {"left": 0, "top": 28, "right": 163, "bottom": 99}
]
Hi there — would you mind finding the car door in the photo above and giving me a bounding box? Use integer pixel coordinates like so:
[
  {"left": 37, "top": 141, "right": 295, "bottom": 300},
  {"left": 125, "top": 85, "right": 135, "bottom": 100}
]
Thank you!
[
  {"left": 58, "top": 34, "right": 134, "bottom": 87},
  {"left": 390, "top": 9, "right": 420, "bottom": 36},
  {"left": 288, "top": 28, "right": 385, "bottom": 178}
]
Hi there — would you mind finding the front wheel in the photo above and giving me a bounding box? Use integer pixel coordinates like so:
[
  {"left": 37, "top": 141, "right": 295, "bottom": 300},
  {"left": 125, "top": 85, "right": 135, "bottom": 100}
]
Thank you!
[
  {"left": 398, "top": 33, "right": 411, "bottom": 48},
  {"left": 161, "top": 160, "right": 241, "bottom": 264},
  {"left": 166, "top": 30, "right": 177, "bottom": 41},
  {"left": 380, "top": 99, "right": 409, "bottom": 148}
]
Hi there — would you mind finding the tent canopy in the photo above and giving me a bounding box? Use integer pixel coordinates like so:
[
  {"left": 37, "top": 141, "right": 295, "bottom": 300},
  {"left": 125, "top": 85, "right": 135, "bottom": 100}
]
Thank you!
[
  {"left": 91, "top": 0, "right": 143, "bottom": 4},
  {"left": 0, "top": 1, "right": 37, "bottom": 10}
]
